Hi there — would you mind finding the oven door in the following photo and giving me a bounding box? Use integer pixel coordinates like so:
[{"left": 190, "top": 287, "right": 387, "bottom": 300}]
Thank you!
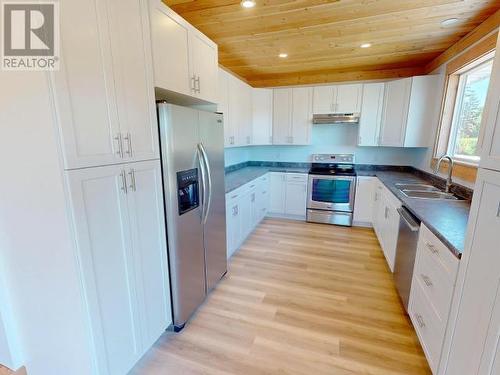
[{"left": 307, "top": 174, "right": 356, "bottom": 212}]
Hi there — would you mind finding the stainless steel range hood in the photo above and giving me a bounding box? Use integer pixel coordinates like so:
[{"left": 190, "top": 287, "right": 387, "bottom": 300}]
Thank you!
[{"left": 313, "top": 113, "right": 360, "bottom": 124}]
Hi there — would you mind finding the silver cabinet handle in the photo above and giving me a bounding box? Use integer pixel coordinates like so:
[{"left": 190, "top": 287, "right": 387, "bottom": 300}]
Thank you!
[
  {"left": 128, "top": 168, "right": 136, "bottom": 192},
  {"left": 421, "top": 274, "right": 433, "bottom": 287},
  {"left": 497, "top": 202, "right": 500, "bottom": 217},
  {"left": 120, "top": 170, "right": 128, "bottom": 194},
  {"left": 251, "top": 193, "right": 255, "bottom": 202},
  {"left": 426, "top": 242, "right": 439, "bottom": 254},
  {"left": 124, "top": 132, "right": 132, "bottom": 157},
  {"left": 114, "top": 133, "right": 124, "bottom": 158},
  {"left": 415, "top": 314, "right": 425, "bottom": 328},
  {"left": 191, "top": 75, "right": 196, "bottom": 92},
  {"left": 195, "top": 76, "right": 201, "bottom": 93},
  {"left": 232, "top": 205, "right": 238, "bottom": 216},
  {"left": 384, "top": 206, "right": 389, "bottom": 219}
]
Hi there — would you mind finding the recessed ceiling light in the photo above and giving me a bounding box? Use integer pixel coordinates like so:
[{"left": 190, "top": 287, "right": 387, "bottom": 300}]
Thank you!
[
  {"left": 360, "top": 43, "right": 372, "bottom": 48},
  {"left": 240, "top": 0, "right": 256, "bottom": 8},
  {"left": 441, "top": 18, "right": 459, "bottom": 27},
  {"left": 279, "top": 53, "right": 288, "bottom": 58}
]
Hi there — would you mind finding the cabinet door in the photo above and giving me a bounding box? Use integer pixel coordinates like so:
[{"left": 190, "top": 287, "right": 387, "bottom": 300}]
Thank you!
[
  {"left": 291, "top": 87, "right": 312, "bottom": 145},
  {"left": 218, "top": 69, "right": 234, "bottom": 147},
  {"left": 239, "top": 191, "right": 253, "bottom": 240},
  {"left": 312, "top": 86, "right": 334, "bottom": 114},
  {"left": 358, "top": 83, "right": 384, "bottom": 146},
  {"left": 269, "top": 173, "right": 286, "bottom": 214},
  {"left": 334, "top": 84, "right": 362, "bottom": 113},
  {"left": 108, "top": 0, "right": 159, "bottom": 163},
  {"left": 149, "top": 1, "right": 190, "bottom": 96},
  {"left": 189, "top": 31, "right": 218, "bottom": 103},
  {"left": 444, "top": 169, "right": 500, "bottom": 375},
  {"left": 380, "top": 78, "right": 411, "bottom": 147},
  {"left": 372, "top": 181, "right": 384, "bottom": 240},
  {"left": 272, "top": 89, "right": 292, "bottom": 145},
  {"left": 284, "top": 181, "right": 307, "bottom": 217},
  {"left": 225, "top": 194, "right": 241, "bottom": 258},
  {"left": 53, "top": 0, "right": 121, "bottom": 169},
  {"left": 237, "top": 81, "right": 253, "bottom": 146},
  {"left": 384, "top": 201, "right": 400, "bottom": 272},
  {"left": 66, "top": 164, "right": 141, "bottom": 375},
  {"left": 125, "top": 160, "right": 171, "bottom": 351},
  {"left": 252, "top": 88, "right": 273, "bottom": 145},
  {"left": 353, "top": 176, "right": 375, "bottom": 225},
  {"left": 480, "top": 34, "right": 500, "bottom": 172}
]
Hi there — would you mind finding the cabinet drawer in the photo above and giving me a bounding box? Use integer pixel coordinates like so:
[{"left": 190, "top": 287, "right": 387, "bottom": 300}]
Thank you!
[
  {"left": 414, "top": 240, "right": 456, "bottom": 320},
  {"left": 409, "top": 280, "right": 445, "bottom": 374},
  {"left": 419, "top": 225, "right": 459, "bottom": 280},
  {"left": 286, "top": 173, "right": 307, "bottom": 183}
]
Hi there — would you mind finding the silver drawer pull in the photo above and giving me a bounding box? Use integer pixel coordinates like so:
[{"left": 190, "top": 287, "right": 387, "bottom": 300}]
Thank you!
[
  {"left": 231, "top": 194, "right": 238, "bottom": 199},
  {"left": 415, "top": 313, "right": 426, "bottom": 328},
  {"left": 421, "top": 274, "right": 433, "bottom": 287},
  {"left": 426, "top": 242, "right": 439, "bottom": 254}
]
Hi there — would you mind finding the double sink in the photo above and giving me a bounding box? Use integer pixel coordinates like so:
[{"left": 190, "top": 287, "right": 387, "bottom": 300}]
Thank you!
[{"left": 395, "top": 183, "right": 463, "bottom": 200}]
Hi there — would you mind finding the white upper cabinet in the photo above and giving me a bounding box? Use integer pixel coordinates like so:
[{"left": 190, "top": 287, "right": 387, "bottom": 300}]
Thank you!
[
  {"left": 291, "top": 87, "right": 313, "bottom": 145},
  {"left": 188, "top": 31, "right": 218, "bottom": 103},
  {"left": 358, "top": 83, "right": 385, "bottom": 146},
  {"left": 272, "top": 88, "right": 292, "bottom": 145},
  {"left": 480, "top": 34, "right": 500, "bottom": 172},
  {"left": 380, "top": 78, "right": 412, "bottom": 146},
  {"left": 313, "top": 85, "right": 334, "bottom": 114},
  {"left": 149, "top": 2, "right": 190, "bottom": 96},
  {"left": 252, "top": 88, "right": 273, "bottom": 145},
  {"left": 334, "top": 84, "right": 363, "bottom": 114},
  {"left": 53, "top": 0, "right": 158, "bottom": 170},
  {"left": 273, "top": 88, "right": 312, "bottom": 145},
  {"left": 313, "top": 84, "right": 362, "bottom": 114},
  {"left": 225, "top": 72, "right": 252, "bottom": 147},
  {"left": 149, "top": 1, "right": 218, "bottom": 103},
  {"left": 380, "top": 76, "right": 439, "bottom": 147}
]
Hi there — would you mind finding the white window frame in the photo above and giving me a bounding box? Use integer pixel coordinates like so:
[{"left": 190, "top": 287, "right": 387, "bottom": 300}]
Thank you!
[{"left": 443, "top": 52, "right": 495, "bottom": 166}]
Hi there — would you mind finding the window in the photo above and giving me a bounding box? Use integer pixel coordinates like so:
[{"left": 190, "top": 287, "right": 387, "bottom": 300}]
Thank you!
[
  {"left": 434, "top": 39, "right": 496, "bottom": 167},
  {"left": 447, "top": 57, "right": 494, "bottom": 164}
]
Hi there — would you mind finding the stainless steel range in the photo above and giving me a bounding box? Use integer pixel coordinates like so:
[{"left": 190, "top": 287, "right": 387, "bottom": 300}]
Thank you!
[{"left": 306, "top": 154, "right": 357, "bottom": 226}]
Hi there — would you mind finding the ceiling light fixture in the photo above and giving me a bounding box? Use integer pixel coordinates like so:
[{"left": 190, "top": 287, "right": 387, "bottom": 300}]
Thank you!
[
  {"left": 441, "top": 18, "right": 459, "bottom": 27},
  {"left": 360, "top": 43, "right": 372, "bottom": 48},
  {"left": 279, "top": 53, "right": 288, "bottom": 58},
  {"left": 240, "top": 0, "right": 256, "bottom": 8}
]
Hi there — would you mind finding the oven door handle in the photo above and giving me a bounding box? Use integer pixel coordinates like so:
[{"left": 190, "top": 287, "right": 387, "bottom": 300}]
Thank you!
[{"left": 397, "top": 207, "right": 420, "bottom": 232}]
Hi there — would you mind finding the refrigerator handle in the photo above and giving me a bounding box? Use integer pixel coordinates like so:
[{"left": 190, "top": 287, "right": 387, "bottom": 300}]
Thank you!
[
  {"left": 198, "top": 142, "right": 212, "bottom": 225},
  {"left": 197, "top": 144, "right": 208, "bottom": 222}
]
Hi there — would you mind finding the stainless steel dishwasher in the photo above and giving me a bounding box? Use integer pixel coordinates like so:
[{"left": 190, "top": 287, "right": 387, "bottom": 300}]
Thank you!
[{"left": 394, "top": 206, "right": 421, "bottom": 312}]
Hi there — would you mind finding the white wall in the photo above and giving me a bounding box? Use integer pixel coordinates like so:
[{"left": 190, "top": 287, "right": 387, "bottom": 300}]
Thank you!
[
  {"left": 225, "top": 125, "right": 428, "bottom": 166},
  {"left": 0, "top": 71, "right": 93, "bottom": 374}
]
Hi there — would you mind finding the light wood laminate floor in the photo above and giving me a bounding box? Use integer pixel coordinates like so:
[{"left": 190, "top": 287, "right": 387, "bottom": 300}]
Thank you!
[{"left": 131, "top": 218, "right": 431, "bottom": 375}]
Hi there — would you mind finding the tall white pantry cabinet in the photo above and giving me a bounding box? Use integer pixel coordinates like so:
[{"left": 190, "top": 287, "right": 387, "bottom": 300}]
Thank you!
[
  {"left": 57, "top": 0, "right": 172, "bottom": 373},
  {"left": 440, "top": 33, "right": 500, "bottom": 375},
  {"left": 0, "top": 0, "right": 171, "bottom": 375}
]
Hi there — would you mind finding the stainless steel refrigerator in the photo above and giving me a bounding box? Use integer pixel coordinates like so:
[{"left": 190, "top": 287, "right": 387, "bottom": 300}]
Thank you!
[{"left": 157, "top": 103, "right": 227, "bottom": 331}]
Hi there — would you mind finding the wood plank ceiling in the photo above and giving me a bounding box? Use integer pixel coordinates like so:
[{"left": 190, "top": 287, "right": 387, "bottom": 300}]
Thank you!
[{"left": 165, "top": 0, "right": 500, "bottom": 87}]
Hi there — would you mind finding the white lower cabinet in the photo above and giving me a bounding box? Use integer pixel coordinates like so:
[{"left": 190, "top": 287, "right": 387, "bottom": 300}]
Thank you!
[
  {"left": 409, "top": 225, "right": 459, "bottom": 375},
  {"left": 441, "top": 169, "right": 500, "bottom": 375},
  {"left": 269, "top": 172, "right": 307, "bottom": 219},
  {"left": 372, "top": 179, "right": 401, "bottom": 272},
  {"left": 353, "top": 176, "right": 376, "bottom": 226},
  {"left": 225, "top": 174, "right": 269, "bottom": 258},
  {"left": 66, "top": 160, "right": 171, "bottom": 375}
]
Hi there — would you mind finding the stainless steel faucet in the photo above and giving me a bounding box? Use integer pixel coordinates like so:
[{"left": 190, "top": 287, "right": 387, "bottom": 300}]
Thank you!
[{"left": 434, "top": 155, "right": 454, "bottom": 193}]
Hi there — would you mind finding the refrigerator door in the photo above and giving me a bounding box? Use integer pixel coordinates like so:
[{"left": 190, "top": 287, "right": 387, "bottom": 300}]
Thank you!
[
  {"left": 157, "top": 103, "right": 206, "bottom": 328},
  {"left": 198, "top": 111, "right": 228, "bottom": 292}
]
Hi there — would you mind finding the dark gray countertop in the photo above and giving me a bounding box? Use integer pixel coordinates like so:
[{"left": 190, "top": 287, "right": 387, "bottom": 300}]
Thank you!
[
  {"left": 358, "top": 171, "right": 470, "bottom": 258},
  {"left": 225, "top": 166, "right": 309, "bottom": 193},
  {"left": 225, "top": 166, "right": 471, "bottom": 258}
]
